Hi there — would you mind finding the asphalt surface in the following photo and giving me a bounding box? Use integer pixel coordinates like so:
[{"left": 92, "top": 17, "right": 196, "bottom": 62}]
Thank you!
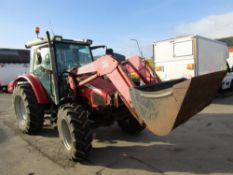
[{"left": 0, "top": 92, "right": 233, "bottom": 175}]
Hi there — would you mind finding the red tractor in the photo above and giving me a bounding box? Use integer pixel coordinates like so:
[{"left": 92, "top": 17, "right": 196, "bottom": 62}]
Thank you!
[{"left": 12, "top": 31, "right": 225, "bottom": 161}]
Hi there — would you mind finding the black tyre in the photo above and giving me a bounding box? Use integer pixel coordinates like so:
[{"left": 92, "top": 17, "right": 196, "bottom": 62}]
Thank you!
[
  {"left": 57, "top": 103, "right": 93, "bottom": 161},
  {"left": 12, "top": 85, "right": 44, "bottom": 134},
  {"left": 229, "top": 80, "right": 233, "bottom": 91},
  {"left": 118, "top": 115, "right": 145, "bottom": 134},
  {"left": 0, "top": 85, "right": 7, "bottom": 92}
]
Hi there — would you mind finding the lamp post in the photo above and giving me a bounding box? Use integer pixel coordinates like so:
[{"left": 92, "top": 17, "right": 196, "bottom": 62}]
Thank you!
[{"left": 130, "top": 39, "right": 144, "bottom": 57}]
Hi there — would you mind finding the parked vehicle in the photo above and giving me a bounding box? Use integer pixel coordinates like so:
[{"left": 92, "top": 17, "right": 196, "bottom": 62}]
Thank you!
[
  {"left": 153, "top": 35, "right": 228, "bottom": 83},
  {"left": 222, "top": 57, "right": 233, "bottom": 90},
  {"left": 217, "top": 36, "right": 233, "bottom": 90},
  {"left": 12, "top": 31, "right": 225, "bottom": 161},
  {"left": 0, "top": 49, "right": 29, "bottom": 91}
]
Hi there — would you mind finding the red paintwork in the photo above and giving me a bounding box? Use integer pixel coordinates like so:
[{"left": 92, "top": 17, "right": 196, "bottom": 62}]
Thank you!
[
  {"left": 75, "top": 55, "right": 135, "bottom": 108},
  {"left": 13, "top": 73, "right": 49, "bottom": 104},
  {"left": 107, "top": 65, "right": 134, "bottom": 105},
  {"left": 74, "top": 55, "right": 160, "bottom": 110},
  {"left": 7, "top": 80, "right": 16, "bottom": 93},
  {"left": 68, "top": 75, "right": 77, "bottom": 96},
  {"left": 90, "top": 77, "right": 116, "bottom": 94},
  {"left": 76, "top": 55, "right": 119, "bottom": 76},
  {"left": 73, "top": 56, "right": 163, "bottom": 125},
  {"left": 80, "top": 77, "right": 116, "bottom": 108}
]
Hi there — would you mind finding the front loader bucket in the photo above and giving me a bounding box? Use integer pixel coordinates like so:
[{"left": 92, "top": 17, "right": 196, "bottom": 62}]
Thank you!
[{"left": 129, "top": 71, "right": 226, "bottom": 136}]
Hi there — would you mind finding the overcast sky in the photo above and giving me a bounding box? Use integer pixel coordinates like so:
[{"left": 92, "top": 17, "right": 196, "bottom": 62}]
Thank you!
[{"left": 0, "top": 0, "right": 233, "bottom": 57}]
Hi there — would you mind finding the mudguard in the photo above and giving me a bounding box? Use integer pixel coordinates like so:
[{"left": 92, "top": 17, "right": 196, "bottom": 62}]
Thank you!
[{"left": 13, "top": 73, "right": 49, "bottom": 104}]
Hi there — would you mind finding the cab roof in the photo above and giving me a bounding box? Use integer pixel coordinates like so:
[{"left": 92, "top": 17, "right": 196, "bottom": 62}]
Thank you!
[{"left": 25, "top": 35, "right": 93, "bottom": 48}]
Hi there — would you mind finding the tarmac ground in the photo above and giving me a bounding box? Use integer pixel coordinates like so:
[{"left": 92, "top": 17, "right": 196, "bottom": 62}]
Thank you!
[{"left": 0, "top": 92, "right": 233, "bottom": 175}]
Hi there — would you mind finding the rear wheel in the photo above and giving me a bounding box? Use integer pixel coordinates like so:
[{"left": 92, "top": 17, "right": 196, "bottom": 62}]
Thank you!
[
  {"left": 57, "top": 103, "right": 93, "bottom": 161},
  {"left": 118, "top": 115, "right": 144, "bottom": 134},
  {"left": 12, "top": 85, "right": 44, "bottom": 134}
]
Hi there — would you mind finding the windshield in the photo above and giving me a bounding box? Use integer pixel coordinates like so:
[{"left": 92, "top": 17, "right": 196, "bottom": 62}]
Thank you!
[{"left": 55, "top": 42, "right": 93, "bottom": 73}]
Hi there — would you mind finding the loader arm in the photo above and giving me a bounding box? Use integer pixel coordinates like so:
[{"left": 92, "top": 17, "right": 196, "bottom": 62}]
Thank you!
[
  {"left": 75, "top": 55, "right": 226, "bottom": 136},
  {"left": 76, "top": 55, "right": 135, "bottom": 108}
]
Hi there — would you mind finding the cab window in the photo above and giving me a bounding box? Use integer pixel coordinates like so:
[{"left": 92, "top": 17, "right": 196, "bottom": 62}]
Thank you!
[
  {"left": 34, "top": 47, "right": 51, "bottom": 71},
  {"left": 55, "top": 43, "right": 93, "bottom": 74}
]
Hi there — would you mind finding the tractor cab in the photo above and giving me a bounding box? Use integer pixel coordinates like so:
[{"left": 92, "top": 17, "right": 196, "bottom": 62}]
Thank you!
[{"left": 26, "top": 35, "right": 94, "bottom": 102}]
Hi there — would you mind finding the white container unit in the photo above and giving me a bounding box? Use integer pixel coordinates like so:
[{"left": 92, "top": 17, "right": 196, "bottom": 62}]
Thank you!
[
  {"left": 153, "top": 35, "right": 228, "bottom": 81},
  {"left": 0, "top": 63, "right": 29, "bottom": 86},
  {"left": 0, "top": 49, "right": 29, "bottom": 90}
]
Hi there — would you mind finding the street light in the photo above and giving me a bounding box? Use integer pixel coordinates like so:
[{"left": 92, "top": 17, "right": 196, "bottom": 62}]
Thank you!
[{"left": 130, "top": 39, "right": 144, "bottom": 57}]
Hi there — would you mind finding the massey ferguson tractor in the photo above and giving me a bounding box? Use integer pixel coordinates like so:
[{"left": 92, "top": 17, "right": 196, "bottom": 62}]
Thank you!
[{"left": 12, "top": 31, "right": 226, "bottom": 161}]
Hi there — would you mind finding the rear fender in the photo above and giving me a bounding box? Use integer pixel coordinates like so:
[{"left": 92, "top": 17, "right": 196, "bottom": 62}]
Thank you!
[{"left": 13, "top": 73, "right": 49, "bottom": 104}]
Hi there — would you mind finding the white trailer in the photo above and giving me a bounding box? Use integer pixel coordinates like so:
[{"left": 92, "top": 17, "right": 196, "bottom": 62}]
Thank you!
[
  {"left": 153, "top": 35, "right": 228, "bottom": 88},
  {"left": 0, "top": 49, "right": 29, "bottom": 91}
]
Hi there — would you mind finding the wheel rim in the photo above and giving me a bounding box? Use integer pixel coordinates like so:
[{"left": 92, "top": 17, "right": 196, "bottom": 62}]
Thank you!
[
  {"left": 61, "top": 120, "right": 72, "bottom": 150},
  {"left": 15, "top": 96, "right": 27, "bottom": 121}
]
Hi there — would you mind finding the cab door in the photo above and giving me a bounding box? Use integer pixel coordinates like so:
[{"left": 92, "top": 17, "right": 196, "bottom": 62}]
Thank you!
[{"left": 32, "top": 46, "right": 54, "bottom": 99}]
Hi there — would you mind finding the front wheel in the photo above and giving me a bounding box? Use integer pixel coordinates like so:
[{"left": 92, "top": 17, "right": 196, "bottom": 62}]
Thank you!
[
  {"left": 12, "top": 85, "right": 44, "bottom": 134},
  {"left": 57, "top": 103, "right": 93, "bottom": 161}
]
